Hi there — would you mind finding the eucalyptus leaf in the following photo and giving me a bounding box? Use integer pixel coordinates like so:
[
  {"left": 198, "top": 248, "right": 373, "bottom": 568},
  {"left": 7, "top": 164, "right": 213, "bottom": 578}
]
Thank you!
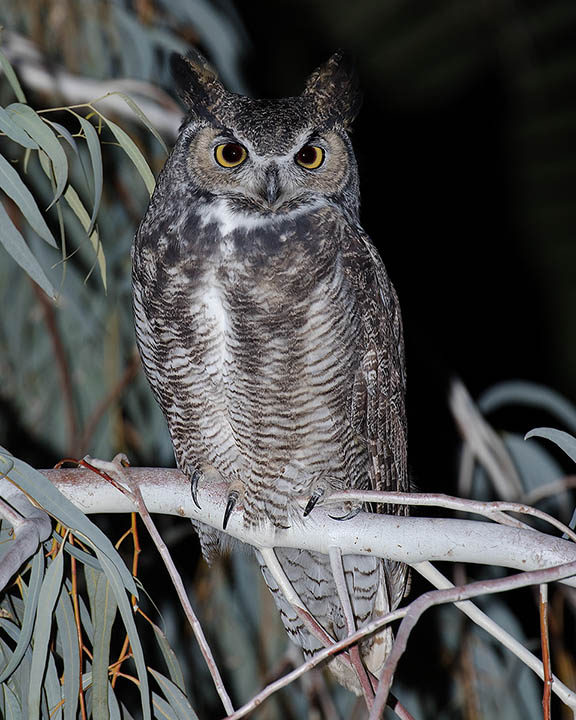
[
  {"left": 76, "top": 115, "right": 103, "bottom": 235},
  {"left": 104, "top": 93, "right": 168, "bottom": 154},
  {"left": 0, "top": 50, "right": 26, "bottom": 103},
  {"left": 7, "top": 103, "right": 68, "bottom": 204},
  {"left": 504, "top": 432, "right": 563, "bottom": 491},
  {"left": 151, "top": 622, "right": 186, "bottom": 693},
  {"left": 0, "top": 152, "right": 57, "bottom": 247},
  {"left": 45, "top": 120, "right": 79, "bottom": 154},
  {"left": 151, "top": 692, "right": 178, "bottom": 720},
  {"left": 77, "top": 583, "right": 95, "bottom": 642},
  {"left": 55, "top": 582, "right": 80, "bottom": 720},
  {"left": 95, "top": 550, "right": 151, "bottom": 720},
  {"left": 0, "top": 549, "right": 44, "bottom": 683},
  {"left": 107, "top": 683, "right": 122, "bottom": 720},
  {"left": 149, "top": 668, "right": 197, "bottom": 720},
  {"left": 92, "top": 573, "right": 118, "bottom": 720},
  {"left": 104, "top": 117, "right": 155, "bottom": 195},
  {"left": 27, "top": 547, "right": 64, "bottom": 718},
  {"left": 0, "top": 107, "right": 38, "bottom": 148},
  {"left": 480, "top": 381, "right": 576, "bottom": 434},
  {"left": 63, "top": 184, "right": 107, "bottom": 290},
  {"left": 0, "top": 619, "right": 32, "bottom": 705},
  {"left": 525, "top": 427, "right": 576, "bottom": 465},
  {"left": 2, "top": 684, "right": 23, "bottom": 720},
  {"left": 44, "top": 650, "right": 63, "bottom": 720},
  {"left": 56, "top": 534, "right": 102, "bottom": 572},
  {"left": 0, "top": 201, "right": 56, "bottom": 298},
  {"left": 0, "top": 453, "right": 138, "bottom": 597}
]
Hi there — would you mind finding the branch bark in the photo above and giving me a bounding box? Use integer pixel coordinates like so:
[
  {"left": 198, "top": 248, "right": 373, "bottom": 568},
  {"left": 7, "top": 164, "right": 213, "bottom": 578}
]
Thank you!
[{"left": 42, "top": 467, "right": 576, "bottom": 585}]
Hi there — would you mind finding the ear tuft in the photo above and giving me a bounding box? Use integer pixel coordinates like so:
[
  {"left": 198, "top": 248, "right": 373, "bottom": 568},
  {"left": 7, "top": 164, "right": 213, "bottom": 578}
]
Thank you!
[
  {"left": 170, "top": 50, "right": 226, "bottom": 119},
  {"left": 302, "top": 51, "right": 362, "bottom": 127}
]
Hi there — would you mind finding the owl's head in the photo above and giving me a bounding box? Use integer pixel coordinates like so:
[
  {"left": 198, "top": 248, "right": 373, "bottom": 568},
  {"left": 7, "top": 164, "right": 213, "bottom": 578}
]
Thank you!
[{"left": 168, "top": 51, "right": 362, "bottom": 226}]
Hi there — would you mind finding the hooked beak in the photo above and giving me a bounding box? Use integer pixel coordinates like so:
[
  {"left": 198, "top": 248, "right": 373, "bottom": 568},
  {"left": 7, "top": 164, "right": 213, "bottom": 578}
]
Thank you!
[{"left": 258, "top": 164, "right": 281, "bottom": 207}]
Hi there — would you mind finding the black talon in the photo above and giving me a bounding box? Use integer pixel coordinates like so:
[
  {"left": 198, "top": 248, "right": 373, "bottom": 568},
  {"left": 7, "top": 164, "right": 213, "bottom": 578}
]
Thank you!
[
  {"left": 223, "top": 490, "right": 238, "bottom": 529},
  {"left": 329, "top": 507, "right": 362, "bottom": 521},
  {"left": 190, "top": 469, "right": 202, "bottom": 509},
  {"left": 304, "top": 487, "right": 325, "bottom": 517}
]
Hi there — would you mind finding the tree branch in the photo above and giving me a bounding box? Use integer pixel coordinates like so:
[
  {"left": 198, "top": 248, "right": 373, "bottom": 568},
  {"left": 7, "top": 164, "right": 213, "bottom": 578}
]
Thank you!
[{"left": 41, "top": 467, "right": 576, "bottom": 586}]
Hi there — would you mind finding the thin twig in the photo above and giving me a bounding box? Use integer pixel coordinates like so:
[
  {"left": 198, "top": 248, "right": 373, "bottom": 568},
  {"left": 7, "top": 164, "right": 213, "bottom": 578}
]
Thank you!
[
  {"left": 321, "top": 490, "right": 576, "bottom": 543},
  {"left": 80, "top": 456, "right": 235, "bottom": 716},
  {"left": 539, "top": 584, "right": 553, "bottom": 720},
  {"left": 525, "top": 475, "right": 576, "bottom": 505},
  {"left": 33, "top": 277, "right": 80, "bottom": 456},
  {"left": 79, "top": 354, "right": 140, "bottom": 453},
  {"left": 259, "top": 548, "right": 350, "bottom": 662},
  {"left": 222, "top": 607, "right": 408, "bottom": 720},
  {"left": 449, "top": 379, "right": 524, "bottom": 500},
  {"left": 110, "top": 513, "right": 141, "bottom": 688},
  {"left": 369, "top": 560, "right": 576, "bottom": 718},
  {"left": 69, "top": 537, "right": 88, "bottom": 720},
  {"left": 416, "top": 562, "right": 576, "bottom": 708}
]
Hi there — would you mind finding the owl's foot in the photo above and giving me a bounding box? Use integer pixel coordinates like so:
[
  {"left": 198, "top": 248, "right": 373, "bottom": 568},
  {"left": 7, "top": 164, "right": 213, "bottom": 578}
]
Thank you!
[
  {"left": 223, "top": 481, "right": 244, "bottom": 530},
  {"left": 303, "top": 486, "right": 325, "bottom": 517},
  {"left": 303, "top": 478, "right": 361, "bottom": 520},
  {"left": 190, "top": 468, "right": 202, "bottom": 509},
  {"left": 330, "top": 506, "right": 361, "bottom": 521},
  {"left": 223, "top": 490, "right": 238, "bottom": 529}
]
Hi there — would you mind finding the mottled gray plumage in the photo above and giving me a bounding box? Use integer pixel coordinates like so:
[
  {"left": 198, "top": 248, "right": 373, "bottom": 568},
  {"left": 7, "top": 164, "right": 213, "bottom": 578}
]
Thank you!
[{"left": 132, "top": 50, "right": 409, "bottom": 691}]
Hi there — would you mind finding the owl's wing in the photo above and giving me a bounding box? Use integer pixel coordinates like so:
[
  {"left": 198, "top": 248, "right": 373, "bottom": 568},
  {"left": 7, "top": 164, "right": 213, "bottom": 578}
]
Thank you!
[
  {"left": 342, "top": 219, "right": 410, "bottom": 607},
  {"left": 344, "top": 224, "right": 408, "bottom": 495}
]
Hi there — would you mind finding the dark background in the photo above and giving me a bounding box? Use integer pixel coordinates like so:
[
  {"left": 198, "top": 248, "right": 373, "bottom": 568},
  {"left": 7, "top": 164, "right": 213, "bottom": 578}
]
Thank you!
[{"left": 234, "top": 0, "right": 576, "bottom": 493}]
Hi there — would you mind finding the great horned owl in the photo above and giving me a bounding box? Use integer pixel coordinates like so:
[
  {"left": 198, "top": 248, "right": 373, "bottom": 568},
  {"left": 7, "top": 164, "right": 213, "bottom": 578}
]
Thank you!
[{"left": 132, "top": 50, "right": 409, "bottom": 693}]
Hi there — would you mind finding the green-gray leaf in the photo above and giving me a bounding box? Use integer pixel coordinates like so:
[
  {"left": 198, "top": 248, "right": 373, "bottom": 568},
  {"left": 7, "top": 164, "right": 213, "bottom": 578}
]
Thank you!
[
  {"left": 0, "top": 201, "right": 56, "bottom": 298},
  {"left": 0, "top": 107, "right": 38, "bottom": 148},
  {"left": 92, "top": 573, "right": 118, "bottom": 720},
  {"left": 57, "top": 535, "right": 102, "bottom": 572},
  {"left": 104, "top": 117, "right": 155, "bottom": 195},
  {"left": 95, "top": 551, "right": 151, "bottom": 720},
  {"left": 525, "top": 427, "right": 576, "bottom": 465},
  {"left": 149, "top": 669, "right": 198, "bottom": 720},
  {"left": 7, "top": 103, "right": 68, "bottom": 204},
  {"left": 28, "top": 547, "right": 64, "bottom": 717},
  {"left": 0, "top": 454, "right": 138, "bottom": 597},
  {"left": 481, "top": 381, "right": 576, "bottom": 435},
  {"left": 63, "top": 185, "right": 107, "bottom": 290},
  {"left": 103, "top": 92, "right": 168, "bottom": 154},
  {"left": 0, "top": 152, "right": 57, "bottom": 247},
  {"left": 76, "top": 115, "right": 103, "bottom": 235},
  {"left": 45, "top": 649, "right": 64, "bottom": 719},
  {"left": 152, "top": 692, "right": 178, "bottom": 720},
  {"left": 0, "top": 549, "right": 44, "bottom": 683},
  {"left": 0, "top": 50, "right": 26, "bottom": 103},
  {"left": 151, "top": 623, "right": 186, "bottom": 693},
  {"left": 55, "top": 582, "right": 80, "bottom": 720},
  {"left": 2, "top": 684, "right": 23, "bottom": 720}
]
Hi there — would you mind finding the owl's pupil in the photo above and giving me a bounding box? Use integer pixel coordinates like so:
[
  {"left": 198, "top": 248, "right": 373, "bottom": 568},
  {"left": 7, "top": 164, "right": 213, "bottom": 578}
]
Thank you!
[
  {"left": 222, "top": 144, "right": 243, "bottom": 164},
  {"left": 298, "top": 146, "right": 318, "bottom": 165}
]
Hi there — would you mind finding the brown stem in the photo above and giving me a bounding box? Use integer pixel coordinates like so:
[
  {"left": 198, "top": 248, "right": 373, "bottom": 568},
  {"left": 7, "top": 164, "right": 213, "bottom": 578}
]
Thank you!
[
  {"left": 33, "top": 283, "right": 80, "bottom": 455},
  {"left": 79, "top": 353, "right": 140, "bottom": 453},
  {"left": 540, "top": 584, "right": 553, "bottom": 720}
]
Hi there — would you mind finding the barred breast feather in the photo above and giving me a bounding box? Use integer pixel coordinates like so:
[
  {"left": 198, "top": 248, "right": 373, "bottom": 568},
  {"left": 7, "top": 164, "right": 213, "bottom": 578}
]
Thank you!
[{"left": 132, "top": 201, "right": 408, "bottom": 691}]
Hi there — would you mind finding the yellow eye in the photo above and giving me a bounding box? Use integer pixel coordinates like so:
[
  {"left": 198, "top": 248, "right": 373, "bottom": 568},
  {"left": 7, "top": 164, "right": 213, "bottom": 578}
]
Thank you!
[
  {"left": 214, "top": 143, "right": 248, "bottom": 168},
  {"left": 295, "top": 145, "right": 324, "bottom": 170}
]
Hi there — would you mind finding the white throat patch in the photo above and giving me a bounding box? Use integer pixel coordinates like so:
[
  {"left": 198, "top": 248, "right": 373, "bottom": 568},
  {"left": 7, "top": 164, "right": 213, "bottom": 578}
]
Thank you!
[{"left": 199, "top": 198, "right": 321, "bottom": 237}]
